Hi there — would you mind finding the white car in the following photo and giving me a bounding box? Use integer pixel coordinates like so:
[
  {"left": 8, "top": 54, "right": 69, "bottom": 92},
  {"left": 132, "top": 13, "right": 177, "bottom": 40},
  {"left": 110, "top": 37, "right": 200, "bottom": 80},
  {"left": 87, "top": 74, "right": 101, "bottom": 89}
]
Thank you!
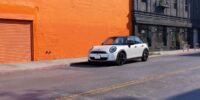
[{"left": 88, "top": 36, "right": 149, "bottom": 65}]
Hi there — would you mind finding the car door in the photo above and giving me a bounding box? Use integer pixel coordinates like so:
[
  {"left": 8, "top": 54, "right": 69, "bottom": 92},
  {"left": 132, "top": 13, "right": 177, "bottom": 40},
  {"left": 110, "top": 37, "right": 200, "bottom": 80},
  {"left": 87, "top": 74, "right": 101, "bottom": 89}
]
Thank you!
[
  {"left": 126, "top": 36, "right": 139, "bottom": 59},
  {"left": 133, "top": 36, "right": 145, "bottom": 57}
]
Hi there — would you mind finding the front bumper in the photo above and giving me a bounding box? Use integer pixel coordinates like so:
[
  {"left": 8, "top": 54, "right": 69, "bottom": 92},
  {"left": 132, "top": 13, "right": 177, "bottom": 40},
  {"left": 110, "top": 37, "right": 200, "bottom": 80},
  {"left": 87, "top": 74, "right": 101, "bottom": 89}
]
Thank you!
[{"left": 88, "top": 53, "right": 117, "bottom": 62}]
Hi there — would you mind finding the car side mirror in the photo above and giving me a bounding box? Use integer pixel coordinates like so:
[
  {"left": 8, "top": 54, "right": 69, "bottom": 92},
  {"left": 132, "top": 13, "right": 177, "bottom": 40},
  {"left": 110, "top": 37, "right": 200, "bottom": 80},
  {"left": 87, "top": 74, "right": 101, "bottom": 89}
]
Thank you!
[{"left": 127, "top": 40, "right": 135, "bottom": 47}]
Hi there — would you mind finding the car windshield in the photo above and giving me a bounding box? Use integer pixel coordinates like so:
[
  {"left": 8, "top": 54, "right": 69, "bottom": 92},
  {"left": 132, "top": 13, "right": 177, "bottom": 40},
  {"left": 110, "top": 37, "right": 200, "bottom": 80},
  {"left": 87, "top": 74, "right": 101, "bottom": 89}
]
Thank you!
[{"left": 103, "top": 37, "right": 127, "bottom": 45}]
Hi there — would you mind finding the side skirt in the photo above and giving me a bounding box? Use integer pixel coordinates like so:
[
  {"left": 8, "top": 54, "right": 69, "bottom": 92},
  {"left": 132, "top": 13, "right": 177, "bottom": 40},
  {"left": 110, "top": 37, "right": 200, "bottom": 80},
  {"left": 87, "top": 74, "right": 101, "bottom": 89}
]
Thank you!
[{"left": 126, "top": 56, "right": 142, "bottom": 61}]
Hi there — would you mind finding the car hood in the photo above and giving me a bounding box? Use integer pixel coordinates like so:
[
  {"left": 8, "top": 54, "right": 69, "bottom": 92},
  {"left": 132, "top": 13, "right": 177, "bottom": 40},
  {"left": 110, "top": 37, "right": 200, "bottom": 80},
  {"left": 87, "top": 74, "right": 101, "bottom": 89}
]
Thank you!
[{"left": 91, "top": 45, "right": 115, "bottom": 53}]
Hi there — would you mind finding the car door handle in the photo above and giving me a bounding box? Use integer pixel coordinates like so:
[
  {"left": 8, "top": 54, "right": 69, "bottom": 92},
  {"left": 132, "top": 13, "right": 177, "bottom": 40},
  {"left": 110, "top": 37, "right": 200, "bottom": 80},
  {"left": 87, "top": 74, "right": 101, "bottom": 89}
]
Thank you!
[
  {"left": 142, "top": 45, "right": 144, "bottom": 47},
  {"left": 134, "top": 46, "right": 137, "bottom": 48}
]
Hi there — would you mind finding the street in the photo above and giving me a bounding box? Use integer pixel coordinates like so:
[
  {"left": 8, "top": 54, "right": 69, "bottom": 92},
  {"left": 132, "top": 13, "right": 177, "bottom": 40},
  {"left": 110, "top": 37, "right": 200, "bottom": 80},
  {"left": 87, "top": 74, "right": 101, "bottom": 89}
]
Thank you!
[{"left": 0, "top": 53, "right": 200, "bottom": 100}]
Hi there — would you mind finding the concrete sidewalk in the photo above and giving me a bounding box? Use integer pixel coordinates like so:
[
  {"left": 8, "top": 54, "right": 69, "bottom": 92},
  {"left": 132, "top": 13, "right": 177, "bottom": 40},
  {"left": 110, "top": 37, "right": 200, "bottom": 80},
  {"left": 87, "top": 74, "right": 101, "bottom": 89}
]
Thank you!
[{"left": 0, "top": 49, "right": 199, "bottom": 74}]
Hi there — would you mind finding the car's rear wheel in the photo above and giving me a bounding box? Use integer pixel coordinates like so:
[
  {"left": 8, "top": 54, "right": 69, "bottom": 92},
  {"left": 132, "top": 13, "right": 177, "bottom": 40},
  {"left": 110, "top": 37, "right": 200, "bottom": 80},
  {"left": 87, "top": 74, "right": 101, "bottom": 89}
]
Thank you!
[
  {"left": 141, "top": 49, "right": 149, "bottom": 62},
  {"left": 116, "top": 52, "right": 126, "bottom": 65}
]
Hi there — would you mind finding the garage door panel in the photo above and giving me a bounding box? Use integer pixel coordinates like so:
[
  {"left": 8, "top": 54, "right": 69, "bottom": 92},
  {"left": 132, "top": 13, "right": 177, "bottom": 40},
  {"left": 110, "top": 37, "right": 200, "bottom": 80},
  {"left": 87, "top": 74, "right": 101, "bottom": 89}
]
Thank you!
[{"left": 0, "top": 20, "right": 32, "bottom": 63}]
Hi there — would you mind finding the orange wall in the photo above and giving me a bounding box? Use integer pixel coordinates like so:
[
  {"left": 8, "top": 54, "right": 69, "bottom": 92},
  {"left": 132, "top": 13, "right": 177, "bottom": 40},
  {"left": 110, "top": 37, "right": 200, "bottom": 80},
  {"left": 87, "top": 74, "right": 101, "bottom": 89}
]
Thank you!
[{"left": 0, "top": 0, "right": 132, "bottom": 61}]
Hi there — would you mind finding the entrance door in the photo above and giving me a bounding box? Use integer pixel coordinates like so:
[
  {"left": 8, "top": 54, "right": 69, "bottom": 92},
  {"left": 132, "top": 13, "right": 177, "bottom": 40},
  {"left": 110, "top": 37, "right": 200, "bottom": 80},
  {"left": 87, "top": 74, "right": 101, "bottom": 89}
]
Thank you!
[
  {"left": 168, "top": 28, "right": 177, "bottom": 50},
  {"left": 0, "top": 20, "right": 32, "bottom": 63},
  {"left": 193, "top": 29, "right": 199, "bottom": 47}
]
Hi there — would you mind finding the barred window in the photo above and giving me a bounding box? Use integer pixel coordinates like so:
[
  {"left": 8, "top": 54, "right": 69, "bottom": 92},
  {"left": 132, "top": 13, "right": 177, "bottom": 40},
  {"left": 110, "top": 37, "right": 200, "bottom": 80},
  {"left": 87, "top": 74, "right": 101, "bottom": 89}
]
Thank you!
[
  {"left": 174, "top": 0, "right": 177, "bottom": 9},
  {"left": 185, "top": 0, "right": 188, "bottom": 11},
  {"left": 141, "top": 0, "right": 147, "bottom": 3}
]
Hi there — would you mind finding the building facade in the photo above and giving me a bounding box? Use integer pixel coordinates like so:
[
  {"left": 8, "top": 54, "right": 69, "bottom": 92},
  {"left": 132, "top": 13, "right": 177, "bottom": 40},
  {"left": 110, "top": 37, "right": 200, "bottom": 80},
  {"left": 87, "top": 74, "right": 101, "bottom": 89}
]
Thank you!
[
  {"left": 0, "top": 0, "right": 131, "bottom": 63},
  {"left": 133, "top": 0, "right": 192, "bottom": 51}
]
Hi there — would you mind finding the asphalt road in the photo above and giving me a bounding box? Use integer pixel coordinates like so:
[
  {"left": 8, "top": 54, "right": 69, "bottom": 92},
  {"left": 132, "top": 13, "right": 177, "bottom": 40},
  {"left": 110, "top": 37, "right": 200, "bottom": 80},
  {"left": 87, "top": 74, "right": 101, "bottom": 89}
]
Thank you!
[{"left": 0, "top": 53, "right": 200, "bottom": 100}]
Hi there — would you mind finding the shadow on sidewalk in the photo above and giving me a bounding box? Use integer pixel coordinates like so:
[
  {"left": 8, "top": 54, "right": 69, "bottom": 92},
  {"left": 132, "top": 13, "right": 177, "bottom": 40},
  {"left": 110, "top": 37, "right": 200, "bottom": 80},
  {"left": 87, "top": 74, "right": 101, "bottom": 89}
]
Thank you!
[
  {"left": 179, "top": 52, "right": 200, "bottom": 57},
  {"left": 70, "top": 60, "right": 140, "bottom": 68}
]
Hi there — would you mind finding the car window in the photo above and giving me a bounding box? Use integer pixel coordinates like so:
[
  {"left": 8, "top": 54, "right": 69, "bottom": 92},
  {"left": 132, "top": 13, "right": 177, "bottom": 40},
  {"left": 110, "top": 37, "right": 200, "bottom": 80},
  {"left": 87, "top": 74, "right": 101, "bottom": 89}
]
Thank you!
[
  {"left": 127, "top": 37, "right": 134, "bottom": 42},
  {"left": 103, "top": 37, "right": 127, "bottom": 45},
  {"left": 134, "top": 36, "right": 143, "bottom": 44},
  {"left": 128, "top": 36, "right": 143, "bottom": 44},
  {"left": 113, "top": 38, "right": 126, "bottom": 45}
]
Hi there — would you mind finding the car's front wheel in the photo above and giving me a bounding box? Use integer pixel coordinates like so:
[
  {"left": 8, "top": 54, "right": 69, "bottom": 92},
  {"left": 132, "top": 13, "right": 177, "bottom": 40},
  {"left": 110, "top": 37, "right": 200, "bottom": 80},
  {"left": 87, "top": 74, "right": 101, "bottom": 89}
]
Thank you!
[
  {"left": 116, "top": 52, "right": 126, "bottom": 65},
  {"left": 141, "top": 49, "right": 149, "bottom": 62}
]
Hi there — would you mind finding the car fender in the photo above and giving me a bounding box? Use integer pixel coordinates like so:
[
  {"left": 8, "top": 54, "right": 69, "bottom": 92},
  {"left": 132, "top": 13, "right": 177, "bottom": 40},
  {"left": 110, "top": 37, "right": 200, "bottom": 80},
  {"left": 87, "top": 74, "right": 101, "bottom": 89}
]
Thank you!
[
  {"left": 112, "top": 47, "right": 127, "bottom": 59},
  {"left": 116, "top": 49, "right": 127, "bottom": 58}
]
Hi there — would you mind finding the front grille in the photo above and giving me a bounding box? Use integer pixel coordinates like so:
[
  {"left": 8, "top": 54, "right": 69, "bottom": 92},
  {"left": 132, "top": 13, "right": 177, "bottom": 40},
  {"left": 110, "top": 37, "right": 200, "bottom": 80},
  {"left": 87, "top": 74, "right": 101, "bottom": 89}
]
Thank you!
[
  {"left": 91, "top": 51, "right": 107, "bottom": 54},
  {"left": 90, "top": 57, "right": 108, "bottom": 61}
]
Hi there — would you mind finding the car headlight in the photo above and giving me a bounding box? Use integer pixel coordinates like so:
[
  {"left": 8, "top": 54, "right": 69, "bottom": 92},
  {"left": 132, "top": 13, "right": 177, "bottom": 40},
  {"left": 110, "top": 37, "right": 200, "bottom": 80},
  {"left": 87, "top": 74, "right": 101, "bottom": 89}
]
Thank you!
[{"left": 109, "top": 46, "right": 117, "bottom": 53}]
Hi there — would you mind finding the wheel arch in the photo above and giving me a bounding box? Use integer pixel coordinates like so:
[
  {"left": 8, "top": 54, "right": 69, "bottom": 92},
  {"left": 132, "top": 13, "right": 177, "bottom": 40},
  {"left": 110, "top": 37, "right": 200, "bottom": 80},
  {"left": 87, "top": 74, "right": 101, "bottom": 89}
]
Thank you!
[
  {"left": 118, "top": 50, "right": 127, "bottom": 57},
  {"left": 144, "top": 48, "right": 149, "bottom": 52}
]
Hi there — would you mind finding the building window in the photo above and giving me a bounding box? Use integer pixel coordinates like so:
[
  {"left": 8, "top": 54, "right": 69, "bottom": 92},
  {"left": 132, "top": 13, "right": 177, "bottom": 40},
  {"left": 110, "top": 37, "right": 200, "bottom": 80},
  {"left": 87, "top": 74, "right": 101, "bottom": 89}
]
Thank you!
[
  {"left": 185, "top": 0, "right": 188, "bottom": 11},
  {"left": 141, "top": 0, "right": 147, "bottom": 3},
  {"left": 185, "top": 5, "right": 188, "bottom": 11},
  {"left": 141, "top": 0, "right": 148, "bottom": 12},
  {"left": 138, "top": 24, "right": 151, "bottom": 46},
  {"left": 174, "top": 0, "right": 178, "bottom": 9},
  {"left": 185, "top": 0, "right": 188, "bottom": 5}
]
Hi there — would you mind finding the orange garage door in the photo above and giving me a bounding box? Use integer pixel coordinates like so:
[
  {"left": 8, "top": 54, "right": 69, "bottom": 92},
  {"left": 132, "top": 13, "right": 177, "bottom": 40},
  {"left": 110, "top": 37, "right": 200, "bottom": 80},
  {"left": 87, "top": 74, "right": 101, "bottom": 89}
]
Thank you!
[{"left": 0, "top": 20, "right": 32, "bottom": 63}]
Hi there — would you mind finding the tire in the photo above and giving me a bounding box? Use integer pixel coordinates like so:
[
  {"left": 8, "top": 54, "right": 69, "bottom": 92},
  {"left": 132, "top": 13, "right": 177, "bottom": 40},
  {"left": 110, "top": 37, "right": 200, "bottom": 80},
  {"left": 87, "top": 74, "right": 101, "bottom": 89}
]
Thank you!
[
  {"left": 141, "top": 49, "right": 149, "bottom": 62},
  {"left": 88, "top": 60, "right": 94, "bottom": 64},
  {"left": 116, "top": 52, "right": 126, "bottom": 65}
]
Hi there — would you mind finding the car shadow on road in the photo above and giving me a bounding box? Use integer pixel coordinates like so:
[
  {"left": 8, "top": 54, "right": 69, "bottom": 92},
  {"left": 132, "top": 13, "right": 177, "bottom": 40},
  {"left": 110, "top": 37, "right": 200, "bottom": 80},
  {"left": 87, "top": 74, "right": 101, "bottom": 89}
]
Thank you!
[
  {"left": 70, "top": 60, "right": 141, "bottom": 68},
  {"left": 179, "top": 52, "right": 200, "bottom": 57},
  {"left": 166, "top": 89, "right": 200, "bottom": 100},
  {"left": 0, "top": 90, "right": 51, "bottom": 100},
  {"left": 70, "top": 62, "right": 114, "bottom": 68},
  {"left": 107, "top": 96, "right": 148, "bottom": 100}
]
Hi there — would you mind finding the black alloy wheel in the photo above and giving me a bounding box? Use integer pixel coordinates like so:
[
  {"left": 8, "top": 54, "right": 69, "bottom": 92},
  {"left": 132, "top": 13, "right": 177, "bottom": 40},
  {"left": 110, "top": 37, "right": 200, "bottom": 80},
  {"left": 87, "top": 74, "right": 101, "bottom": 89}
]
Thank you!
[
  {"left": 116, "top": 52, "right": 126, "bottom": 65},
  {"left": 142, "top": 49, "right": 149, "bottom": 62}
]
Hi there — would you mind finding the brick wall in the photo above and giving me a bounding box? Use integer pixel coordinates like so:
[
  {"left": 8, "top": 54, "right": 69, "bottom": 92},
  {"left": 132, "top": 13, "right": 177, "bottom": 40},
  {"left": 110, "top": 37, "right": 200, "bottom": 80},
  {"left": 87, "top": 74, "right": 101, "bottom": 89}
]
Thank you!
[{"left": 0, "top": 0, "right": 132, "bottom": 61}]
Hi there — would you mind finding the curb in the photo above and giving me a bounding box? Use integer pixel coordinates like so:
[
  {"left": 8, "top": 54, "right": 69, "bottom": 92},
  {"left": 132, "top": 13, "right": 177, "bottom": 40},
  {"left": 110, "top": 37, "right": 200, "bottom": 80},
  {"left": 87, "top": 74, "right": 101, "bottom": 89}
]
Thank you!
[
  {"left": 0, "top": 64, "right": 66, "bottom": 75},
  {"left": 150, "top": 51, "right": 200, "bottom": 58},
  {"left": 0, "top": 58, "right": 88, "bottom": 75}
]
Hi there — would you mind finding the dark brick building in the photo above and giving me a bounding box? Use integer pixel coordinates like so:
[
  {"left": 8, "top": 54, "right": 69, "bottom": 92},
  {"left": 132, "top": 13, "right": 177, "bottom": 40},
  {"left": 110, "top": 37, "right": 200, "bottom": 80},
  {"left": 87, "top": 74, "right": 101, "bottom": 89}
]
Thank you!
[{"left": 132, "top": 0, "right": 193, "bottom": 51}]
